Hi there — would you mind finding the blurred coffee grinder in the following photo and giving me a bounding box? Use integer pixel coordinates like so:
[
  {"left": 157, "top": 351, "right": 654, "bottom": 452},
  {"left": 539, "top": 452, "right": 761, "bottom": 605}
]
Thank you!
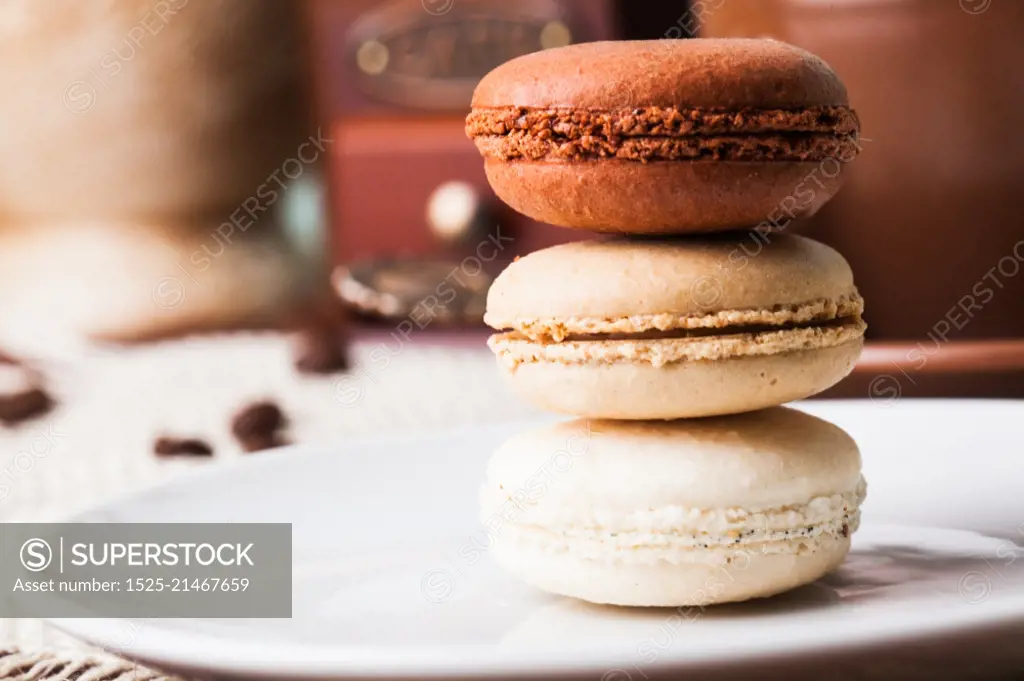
[{"left": 307, "top": 0, "right": 616, "bottom": 327}]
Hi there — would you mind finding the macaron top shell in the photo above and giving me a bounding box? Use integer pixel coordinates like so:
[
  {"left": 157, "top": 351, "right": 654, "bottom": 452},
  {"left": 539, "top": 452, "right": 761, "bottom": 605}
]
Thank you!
[
  {"left": 471, "top": 39, "right": 848, "bottom": 110},
  {"left": 485, "top": 407, "right": 862, "bottom": 512},
  {"left": 485, "top": 234, "right": 861, "bottom": 337}
]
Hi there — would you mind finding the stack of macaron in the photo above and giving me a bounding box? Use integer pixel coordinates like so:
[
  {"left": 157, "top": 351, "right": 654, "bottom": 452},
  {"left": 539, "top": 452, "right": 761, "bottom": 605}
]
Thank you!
[{"left": 466, "top": 39, "right": 867, "bottom": 606}]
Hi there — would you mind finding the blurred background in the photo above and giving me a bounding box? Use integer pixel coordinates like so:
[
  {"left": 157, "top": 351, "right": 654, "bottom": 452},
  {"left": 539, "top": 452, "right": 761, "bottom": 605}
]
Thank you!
[
  {"left": 0, "top": 0, "right": 1022, "bottom": 443},
  {"left": 0, "top": 0, "right": 1022, "bottom": 655}
]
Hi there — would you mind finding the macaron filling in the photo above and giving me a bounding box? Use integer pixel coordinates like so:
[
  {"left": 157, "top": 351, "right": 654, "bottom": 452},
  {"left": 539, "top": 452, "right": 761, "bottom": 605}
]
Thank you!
[
  {"left": 489, "top": 316, "right": 865, "bottom": 369},
  {"left": 475, "top": 132, "right": 857, "bottom": 163},
  {"left": 486, "top": 294, "right": 864, "bottom": 342},
  {"left": 487, "top": 292, "right": 866, "bottom": 368},
  {"left": 553, "top": 315, "right": 860, "bottom": 343},
  {"left": 467, "top": 105, "right": 860, "bottom": 163},
  {"left": 467, "top": 106, "right": 860, "bottom": 138},
  {"left": 482, "top": 477, "right": 866, "bottom": 564}
]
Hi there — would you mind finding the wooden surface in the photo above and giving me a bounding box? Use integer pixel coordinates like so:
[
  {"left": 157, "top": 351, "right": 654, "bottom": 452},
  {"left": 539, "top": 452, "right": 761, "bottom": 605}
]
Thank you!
[{"left": 825, "top": 339, "right": 1024, "bottom": 399}]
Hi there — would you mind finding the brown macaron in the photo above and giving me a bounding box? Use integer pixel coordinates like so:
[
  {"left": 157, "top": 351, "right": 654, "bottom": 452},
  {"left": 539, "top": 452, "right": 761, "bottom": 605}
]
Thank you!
[{"left": 466, "top": 39, "right": 860, "bottom": 233}]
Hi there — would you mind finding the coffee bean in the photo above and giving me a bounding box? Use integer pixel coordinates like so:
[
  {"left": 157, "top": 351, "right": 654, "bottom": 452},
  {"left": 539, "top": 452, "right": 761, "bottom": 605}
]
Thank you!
[
  {"left": 231, "top": 400, "right": 289, "bottom": 453},
  {"left": 0, "top": 387, "right": 53, "bottom": 425},
  {"left": 154, "top": 436, "right": 214, "bottom": 457},
  {"left": 238, "top": 433, "right": 287, "bottom": 454},
  {"left": 293, "top": 328, "right": 349, "bottom": 375}
]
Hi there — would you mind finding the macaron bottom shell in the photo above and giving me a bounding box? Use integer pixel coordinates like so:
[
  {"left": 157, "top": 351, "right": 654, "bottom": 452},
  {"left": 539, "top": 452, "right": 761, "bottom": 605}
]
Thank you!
[
  {"left": 495, "top": 340, "right": 862, "bottom": 420},
  {"left": 484, "top": 159, "right": 844, "bottom": 233},
  {"left": 491, "top": 535, "right": 851, "bottom": 608}
]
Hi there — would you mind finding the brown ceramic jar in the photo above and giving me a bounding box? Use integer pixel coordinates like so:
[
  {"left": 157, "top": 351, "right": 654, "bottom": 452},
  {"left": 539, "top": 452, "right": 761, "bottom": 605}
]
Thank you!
[{"left": 702, "top": 0, "right": 1024, "bottom": 396}]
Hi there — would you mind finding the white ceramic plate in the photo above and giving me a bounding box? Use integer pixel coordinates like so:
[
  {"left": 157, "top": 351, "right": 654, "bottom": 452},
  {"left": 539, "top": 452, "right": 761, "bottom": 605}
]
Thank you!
[{"left": 51, "top": 400, "right": 1024, "bottom": 679}]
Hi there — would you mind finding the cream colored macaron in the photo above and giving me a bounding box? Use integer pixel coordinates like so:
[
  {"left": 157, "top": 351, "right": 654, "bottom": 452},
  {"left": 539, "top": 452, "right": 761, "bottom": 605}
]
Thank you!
[
  {"left": 481, "top": 408, "right": 866, "bottom": 607},
  {"left": 485, "top": 233, "right": 865, "bottom": 419}
]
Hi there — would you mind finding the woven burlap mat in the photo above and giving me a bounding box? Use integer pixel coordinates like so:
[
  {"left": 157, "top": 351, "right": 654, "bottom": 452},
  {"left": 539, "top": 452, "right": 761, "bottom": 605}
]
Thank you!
[
  {"left": 0, "top": 648, "right": 176, "bottom": 681},
  {"left": 0, "top": 332, "right": 530, "bottom": 677}
]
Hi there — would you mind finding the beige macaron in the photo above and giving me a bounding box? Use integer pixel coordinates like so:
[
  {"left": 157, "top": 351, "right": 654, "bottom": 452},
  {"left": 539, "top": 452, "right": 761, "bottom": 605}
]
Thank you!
[
  {"left": 481, "top": 408, "right": 866, "bottom": 607},
  {"left": 485, "top": 233, "right": 865, "bottom": 419}
]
